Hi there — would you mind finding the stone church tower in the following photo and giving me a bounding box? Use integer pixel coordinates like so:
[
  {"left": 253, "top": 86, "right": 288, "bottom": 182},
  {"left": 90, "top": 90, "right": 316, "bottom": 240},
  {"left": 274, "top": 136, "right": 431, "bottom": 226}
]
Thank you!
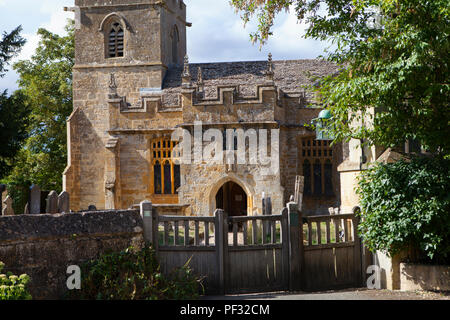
[
  {"left": 65, "top": 0, "right": 345, "bottom": 217},
  {"left": 64, "top": 0, "right": 190, "bottom": 210}
]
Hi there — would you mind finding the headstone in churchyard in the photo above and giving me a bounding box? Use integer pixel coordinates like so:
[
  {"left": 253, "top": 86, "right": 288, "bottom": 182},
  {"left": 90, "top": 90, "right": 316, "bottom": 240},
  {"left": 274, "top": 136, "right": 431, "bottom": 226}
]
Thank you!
[
  {"left": 29, "top": 184, "right": 41, "bottom": 214},
  {"left": 262, "top": 196, "right": 272, "bottom": 239},
  {"left": 46, "top": 191, "right": 58, "bottom": 214},
  {"left": 24, "top": 202, "right": 30, "bottom": 215},
  {"left": 58, "top": 191, "right": 70, "bottom": 213},
  {"left": 0, "top": 184, "right": 6, "bottom": 214},
  {"left": 2, "top": 195, "right": 14, "bottom": 216},
  {"left": 294, "top": 175, "right": 304, "bottom": 210},
  {"left": 40, "top": 191, "right": 49, "bottom": 214}
]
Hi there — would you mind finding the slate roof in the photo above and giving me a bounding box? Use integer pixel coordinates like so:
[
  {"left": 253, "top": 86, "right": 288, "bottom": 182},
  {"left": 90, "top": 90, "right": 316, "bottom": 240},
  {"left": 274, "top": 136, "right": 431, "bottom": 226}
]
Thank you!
[{"left": 159, "top": 59, "right": 339, "bottom": 106}]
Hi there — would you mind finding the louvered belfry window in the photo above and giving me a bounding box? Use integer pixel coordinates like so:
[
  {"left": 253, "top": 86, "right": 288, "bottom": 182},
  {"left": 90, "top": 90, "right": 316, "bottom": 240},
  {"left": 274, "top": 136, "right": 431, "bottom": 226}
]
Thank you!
[{"left": 108, "top": 22, "right": 124, "bottom": 58}]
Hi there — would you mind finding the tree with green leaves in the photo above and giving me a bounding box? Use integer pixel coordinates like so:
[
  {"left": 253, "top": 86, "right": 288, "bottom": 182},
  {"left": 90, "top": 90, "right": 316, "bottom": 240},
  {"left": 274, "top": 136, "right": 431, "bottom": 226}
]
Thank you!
[
  {"left": 0, "top": 90, "right": 30, "bottom": 178},
  {"left": 0, "top": 25, "right": 26, "bottom": 77},
  {"left": 2, "top": 21, "right": 74, "bottom": 201},
  {"left": 0, "top": 26, "right": 28, "bottom": 179},
  {"left": 231, "top": 0, "right": 450, "bottom": 157}
]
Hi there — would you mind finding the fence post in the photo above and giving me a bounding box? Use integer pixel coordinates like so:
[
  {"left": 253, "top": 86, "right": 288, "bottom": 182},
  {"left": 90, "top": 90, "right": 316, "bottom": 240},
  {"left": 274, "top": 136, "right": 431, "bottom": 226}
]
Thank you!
[
  {"left": 353, "top": 212, "right": 363, "bottom": 287},
  {"left": 288, "top": 201, "right": 303, "bottom": 291},
  {"left": 215, "top": 209, "right": 227, "bottom": 295},
  {"left": 281, "top": 207, "right": 290, "bottom": 290},
  {"left": 140, "top": 200, "right": 158, "bottom": 251}
]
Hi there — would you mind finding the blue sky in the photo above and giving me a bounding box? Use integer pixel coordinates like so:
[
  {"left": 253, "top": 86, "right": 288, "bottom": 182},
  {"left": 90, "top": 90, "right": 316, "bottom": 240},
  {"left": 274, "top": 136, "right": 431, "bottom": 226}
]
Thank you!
[{"left": 0, "top": 0, "right": 329, "bottom": 93}]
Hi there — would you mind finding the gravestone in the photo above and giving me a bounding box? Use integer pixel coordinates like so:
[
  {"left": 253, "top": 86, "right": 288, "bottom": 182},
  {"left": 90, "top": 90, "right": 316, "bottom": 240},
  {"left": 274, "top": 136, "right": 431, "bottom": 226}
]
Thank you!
[
  {"left": 40, "top": 191, "right": 49, "bottom": 213},
  {"left": 2, "top": 195, "right": 14, "bottom": 216},
  {"left": 294, "top": 175, "right": 304, "bottom": 211},
  {"left": 24, "top": 202, "right": 30, "bottom": 215},
  {"left": 0, "top": 184, "right": 6, "bottom": 214},
  {"left": 29, "top": 185, "right": 41, "bottom": 215},
  {"left": 58, "top": 191, "right": 70, "bottom": 213},
  {"left": 46, "top": 191, "right": 58, "bottom": 214},
  {"left": 262, "top": 196, "right": 272, "bottom": 239}
]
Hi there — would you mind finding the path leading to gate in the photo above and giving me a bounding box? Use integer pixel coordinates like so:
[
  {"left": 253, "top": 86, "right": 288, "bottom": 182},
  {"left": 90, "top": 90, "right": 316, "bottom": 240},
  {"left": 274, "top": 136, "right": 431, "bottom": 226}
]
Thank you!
[{"left": 202, "top": 288, "right": 450, "bottom": 300}]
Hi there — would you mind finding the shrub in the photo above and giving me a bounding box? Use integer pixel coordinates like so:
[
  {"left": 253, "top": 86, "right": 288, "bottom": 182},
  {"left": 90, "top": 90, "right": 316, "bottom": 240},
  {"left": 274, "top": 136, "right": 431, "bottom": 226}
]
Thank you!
[
  {"left": 356, "top": 156, "right": 450, "bottom": 264},
  {"left": 70, "top": 246, "right": 203, "bottom": 300},
  {"left": 0, "top": 261, "right": 32, "bottom": 300}
]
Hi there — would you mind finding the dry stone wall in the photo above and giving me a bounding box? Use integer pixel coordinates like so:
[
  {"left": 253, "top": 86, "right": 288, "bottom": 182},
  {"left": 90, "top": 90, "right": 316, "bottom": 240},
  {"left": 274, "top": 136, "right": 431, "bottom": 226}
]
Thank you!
[{"left": 0, "top": 210, "right": 144, "bottom": 299}]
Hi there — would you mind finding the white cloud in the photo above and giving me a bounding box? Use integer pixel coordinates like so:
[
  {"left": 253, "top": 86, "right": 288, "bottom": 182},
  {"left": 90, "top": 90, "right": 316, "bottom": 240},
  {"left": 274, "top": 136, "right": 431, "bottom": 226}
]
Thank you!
[{"left": 1, "top": 1, "right": 329, "bottom": 92}]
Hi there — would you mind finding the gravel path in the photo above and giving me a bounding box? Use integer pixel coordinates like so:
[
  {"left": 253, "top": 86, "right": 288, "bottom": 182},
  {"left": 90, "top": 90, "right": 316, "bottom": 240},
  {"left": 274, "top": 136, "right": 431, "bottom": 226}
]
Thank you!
[{"left": 203, "top": 288, "right": 450, "bottom": 300}]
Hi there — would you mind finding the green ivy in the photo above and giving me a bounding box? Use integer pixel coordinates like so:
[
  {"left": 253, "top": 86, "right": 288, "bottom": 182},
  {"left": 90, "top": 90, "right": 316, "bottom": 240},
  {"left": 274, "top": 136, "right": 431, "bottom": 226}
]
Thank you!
[
  {"left": 0, "top": 261, "right": 32, "bottom": 300},
  {"left": 69, "top": 246, "right": 204, "bottom": 300},
  {"left": 356, "top": 156, "right": 450, "bottom": 264}
]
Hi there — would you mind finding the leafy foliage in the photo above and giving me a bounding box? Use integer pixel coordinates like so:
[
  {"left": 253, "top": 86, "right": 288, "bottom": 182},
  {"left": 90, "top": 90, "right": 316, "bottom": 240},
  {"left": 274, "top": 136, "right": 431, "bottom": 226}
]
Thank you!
[
  {"left": 0, "top": 90, "right": 30, "bottom": 178},
  {"left": 0, "top": 21, "right": 75, "bottom": 212},
  {"left": 0, "top": 261, "right": 32, "bottom": 300},
  {"left": 0, "top": 25, "right": 26, "bottom": 77},
  {"left": 70, "top": 246, "right": 204, "bottom": 300},
  {"left": 231, "top": 0, "right": 450, "bottom": 157},
  {"left": 356, "top": 156, "right": 450, "bottom": 264}
]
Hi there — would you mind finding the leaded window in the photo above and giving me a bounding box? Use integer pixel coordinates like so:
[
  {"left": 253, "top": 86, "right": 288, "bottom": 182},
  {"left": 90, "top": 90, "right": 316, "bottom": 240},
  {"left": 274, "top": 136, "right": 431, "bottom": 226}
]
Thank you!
[
  {"left": 151, "top": 138, "right": 180, "bottom": 195},
  {"left": 301, "top": 137, "right": 334, "bottom": 196}
]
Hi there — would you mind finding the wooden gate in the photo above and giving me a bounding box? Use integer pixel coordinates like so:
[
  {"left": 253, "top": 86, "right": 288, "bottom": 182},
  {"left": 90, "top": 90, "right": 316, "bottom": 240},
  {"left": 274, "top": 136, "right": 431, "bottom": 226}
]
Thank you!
[
  {"left": 301, "top": 214, "right": 364, "bottom": 291},
  {"left": 140, "top": 201, "right": 290, "bottom": 294},
  {"left": 225, "top": 213, "right": 289, "bottom": 293},
  {"left": 140, "top": 201, "right": 365, "bottom": 294}
]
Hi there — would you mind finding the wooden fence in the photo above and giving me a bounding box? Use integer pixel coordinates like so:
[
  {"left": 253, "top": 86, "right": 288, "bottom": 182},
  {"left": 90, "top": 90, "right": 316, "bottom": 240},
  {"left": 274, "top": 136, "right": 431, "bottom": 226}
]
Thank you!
[
  {"left": 301, "top": 214, "right": 363, "bottom": 291},
  {"left": 140, "top": 200, "right": 366, "bottom": 294},
  {"left": 140, "top": 200, "right": 292, "bottom": 294}
]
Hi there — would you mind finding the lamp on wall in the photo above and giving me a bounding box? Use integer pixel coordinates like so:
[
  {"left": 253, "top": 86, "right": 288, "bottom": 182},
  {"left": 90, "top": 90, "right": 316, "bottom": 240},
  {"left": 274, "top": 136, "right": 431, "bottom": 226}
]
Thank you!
[{"left": 312, "top": 109, "right": 334, "bottom": 141}]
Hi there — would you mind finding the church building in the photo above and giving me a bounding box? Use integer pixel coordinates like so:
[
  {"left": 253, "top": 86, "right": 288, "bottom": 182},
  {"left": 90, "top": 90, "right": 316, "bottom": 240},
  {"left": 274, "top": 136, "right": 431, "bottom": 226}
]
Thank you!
[{"left": 63, "top": 0, "right": 347, "bottom": 217}]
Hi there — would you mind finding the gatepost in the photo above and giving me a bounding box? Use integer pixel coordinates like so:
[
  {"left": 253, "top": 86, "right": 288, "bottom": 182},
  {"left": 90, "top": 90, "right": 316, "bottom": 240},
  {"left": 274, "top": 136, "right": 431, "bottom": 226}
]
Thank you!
[
  {"left": 288, "top": 201, "right": 303, "bottom": 291},
  {"left": 140, "top": 200, "right": 158, "bottom": 251}
]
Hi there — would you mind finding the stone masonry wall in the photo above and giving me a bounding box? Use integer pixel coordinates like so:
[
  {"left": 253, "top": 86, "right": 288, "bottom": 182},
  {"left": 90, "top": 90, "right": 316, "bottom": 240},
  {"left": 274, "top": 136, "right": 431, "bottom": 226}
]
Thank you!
[{"left": 0, "top": 210, "right": 144, "bottom": 299}]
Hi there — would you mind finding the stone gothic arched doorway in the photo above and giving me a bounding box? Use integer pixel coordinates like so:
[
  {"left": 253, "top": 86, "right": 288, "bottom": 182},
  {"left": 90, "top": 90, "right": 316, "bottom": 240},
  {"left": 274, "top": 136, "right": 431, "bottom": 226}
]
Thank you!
[{"left": 215, "top": 181, "right": 248, "bottom": 217}]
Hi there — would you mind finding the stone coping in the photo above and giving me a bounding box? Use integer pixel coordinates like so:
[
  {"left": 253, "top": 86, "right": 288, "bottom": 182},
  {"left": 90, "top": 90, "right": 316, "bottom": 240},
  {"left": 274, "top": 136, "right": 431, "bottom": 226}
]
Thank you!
[{"left": 0, "top": 210, "right": 143, "bottom": 242}]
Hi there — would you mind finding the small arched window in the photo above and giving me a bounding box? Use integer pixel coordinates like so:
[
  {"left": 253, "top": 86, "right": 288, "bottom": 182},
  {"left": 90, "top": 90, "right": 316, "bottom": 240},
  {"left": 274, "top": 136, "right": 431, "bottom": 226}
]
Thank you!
[{"left": 108, "top": 22, "right": 124, "bottom": 58}]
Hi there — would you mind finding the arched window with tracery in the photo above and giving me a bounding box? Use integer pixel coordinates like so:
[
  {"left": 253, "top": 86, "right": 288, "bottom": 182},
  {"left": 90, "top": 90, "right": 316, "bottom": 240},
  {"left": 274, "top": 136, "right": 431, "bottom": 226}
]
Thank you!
[
  {"left": 301, "top": 137, "right": 334, "bottom": 196},
  {"left": 108, "top": 22, "right": 124, "bottom": 58},
  {"left": 151, "top": 138, "right": 181, "bottom": 195}
]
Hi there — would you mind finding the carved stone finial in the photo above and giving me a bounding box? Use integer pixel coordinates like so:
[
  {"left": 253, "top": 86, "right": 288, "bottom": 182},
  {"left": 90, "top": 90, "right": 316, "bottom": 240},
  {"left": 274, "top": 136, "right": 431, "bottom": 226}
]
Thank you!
[
  {"left": 196, "top": 66, "right": 204, "bottom": 92},
  {"left": 197, "top": 66, "right": 203, "bottom": 85},
  {"left": 182, "top": 55, "right": 190, "bottom": 77},
  {"left": 265, "top": 53, "right": 274, "bottom": 81},
  {"left": 108, "top": 73, "right": 119, "bottom": 99},
  {"left": 181, "top": 55, "right": 192, "bottom": 88},
  {"left": 109, "top": 73, "right": 117, "bottom": 90}
]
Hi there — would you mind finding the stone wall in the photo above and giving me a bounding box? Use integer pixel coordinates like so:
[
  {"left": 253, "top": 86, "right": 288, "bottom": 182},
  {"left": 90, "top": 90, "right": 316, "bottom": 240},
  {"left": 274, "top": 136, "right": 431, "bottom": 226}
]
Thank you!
[{"left": 0, "top": 210, "right": 144, "bottom": 299}]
